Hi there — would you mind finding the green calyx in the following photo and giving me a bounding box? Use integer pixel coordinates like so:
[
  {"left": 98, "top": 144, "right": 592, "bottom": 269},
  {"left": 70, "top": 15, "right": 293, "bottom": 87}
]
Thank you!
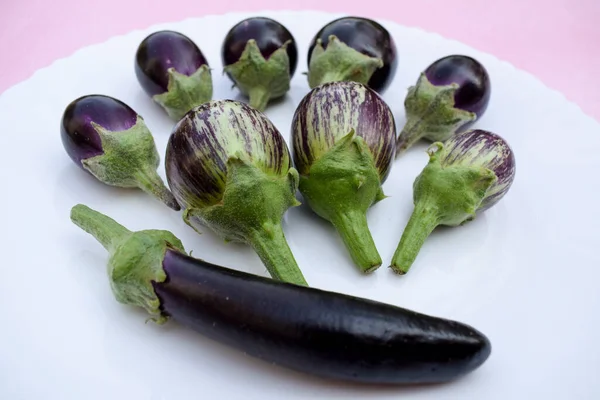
[
  {"left": 153, "top": 65, "right": 213, "bottom": 121},
  {"left": 223, "top": 39, "right": 292, "bottom": 111},
  {"left": 395, "top": 73, "right": 476, "bottom": 157},
  {"left": 390, "top": 142, "right": 497, "bottom": 275},
  {"left": 70, "top": 204, "right": 186, "bottom": 323},
  {"left": 83, "top": 117, "right": 180, "bottom": 211},
  {"left": 307, "top": 35, "right": 383, "bottom": 89},
  {"left": 182, "top": 155, "right": 307, "bottom": 286},
  {"left": 298, "top": 129, "right": 386, "bottom": 273}
]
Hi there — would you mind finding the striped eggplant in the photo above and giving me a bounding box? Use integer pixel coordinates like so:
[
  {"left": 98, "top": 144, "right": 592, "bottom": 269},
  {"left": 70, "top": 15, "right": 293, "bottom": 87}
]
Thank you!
[
  {"left": 164, "top": 100, "right": 307, "bottom": 286},
  {"left": 396, "top": 55, "right": 491, "bottom": 156},
  {"left": 391, "top": 129, "right": 516, "bottom": 274},
  {"left": 60, "top": 94, "right": 180, "bottom": 210},
  {"left": 221, "top": 17, "right": 297, "bottom": 111},
  {"left": 291, "top": 81, "right": 396, "bottom": 273},
  {"left": 135, "top": 30, "right": 213, "bottom": 121}
]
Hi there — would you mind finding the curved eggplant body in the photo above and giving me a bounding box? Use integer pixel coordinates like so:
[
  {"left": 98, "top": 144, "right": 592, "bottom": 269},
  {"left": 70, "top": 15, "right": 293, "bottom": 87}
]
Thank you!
[{"left": 154, "top": 249, "right": 491, "bottom": 384}]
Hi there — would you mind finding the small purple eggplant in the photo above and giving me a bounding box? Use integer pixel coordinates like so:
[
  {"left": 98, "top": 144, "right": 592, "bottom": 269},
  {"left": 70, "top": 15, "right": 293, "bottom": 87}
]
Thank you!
[
  {"left": 60, "top": 94, "right": 180, "bottom": 210},
  {"left": 221, "top": 17, "right": 298, "bottom": 111},
  {"left": 396, "top": 55, "right": 491, "bottom": 156},
  {"left": 135, "top": 30, "right": 212, "bottom": 120},
  {"left": 291, "top": 81, "right": 396, "bottom": 273},
  {"left": 307, "top": 17, "right": 398, "bottom": 93},
  {"left": 390, "top": 129, "right": 515, "bottom": 274},
  {"left": 165, "top": 99, "right": 306, "bottom": 286},
  {"left": 69, "top": 203, "right": 491, "bottom": 384}
]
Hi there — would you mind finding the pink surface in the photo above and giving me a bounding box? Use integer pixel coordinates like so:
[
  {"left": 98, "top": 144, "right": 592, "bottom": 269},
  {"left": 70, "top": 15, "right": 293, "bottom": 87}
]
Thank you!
[{"left": 2, "top": 0, "right": 599, "bottom": 121}]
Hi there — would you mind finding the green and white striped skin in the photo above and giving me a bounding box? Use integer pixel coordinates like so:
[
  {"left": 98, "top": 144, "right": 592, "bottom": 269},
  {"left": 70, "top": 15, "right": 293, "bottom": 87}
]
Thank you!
[
  {"left": 165, "top": 100, "right": 307, "bottom": 286},
  {"left": 439, "top": 129, "right": 515, "bottom": 213},
  {"left": 390, "top": 129, "right": 516, "bottom": 275},
  {"left": 291, "top": 81, "right": 396, "bottom": 273}
]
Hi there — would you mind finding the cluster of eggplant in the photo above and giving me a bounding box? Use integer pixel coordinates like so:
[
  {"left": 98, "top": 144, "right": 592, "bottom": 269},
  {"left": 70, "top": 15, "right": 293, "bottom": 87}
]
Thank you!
[{"left": 60, "top": 14, "right": 518, "bottom": 386}]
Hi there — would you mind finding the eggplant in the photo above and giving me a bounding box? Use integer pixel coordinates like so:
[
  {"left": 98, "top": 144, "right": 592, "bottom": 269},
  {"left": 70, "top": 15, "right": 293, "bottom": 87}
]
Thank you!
[
  {"left": 165, "top": 100, "right": 306, "bottom": 286},
  {"left": 291, "top": 81, "right": 396, "bottom": 273},
  {"left": 70, "top": 203, "right": 492, "bottom": 385},
  {"left": 221, "top": 17, "right": 298, "bottom": 111},
  {"left": 396, "top": 55, "right": 491, "bottom": 156},
  {"left": 306, "top": 17, "right": 398, "bottom": 93},
  {"left": 391, "top": 129, "right": 516, "bottom": 274},
  {"left": 135, "top": 30, "right": 213, "bottom": 121},
  {"left": 60, "top": 94, "right": 180, "bottom": 210}
]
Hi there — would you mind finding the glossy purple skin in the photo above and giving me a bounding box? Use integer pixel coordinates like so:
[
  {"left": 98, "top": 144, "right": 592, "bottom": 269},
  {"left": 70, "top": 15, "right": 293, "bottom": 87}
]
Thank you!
[
  {"left": 307, "top": 17, "right": 398, "bottom": 94},
  {"left": 425, "top": 55, "right": 491, "bottom": 118},
  {"left": 153, "top": 248, "right": 491, "bottom": 384},
  {"left": 135, "top": 30, "right": 209, "bottom": 97},
  {"left": 60, "top": 95, "right": 138, "bottom": 167},
  {"left": 221, "top": 17, "right": 298, "bottom": 77},
  {"left": 441, "top": 129, "right": 515, "bottom": 212}
]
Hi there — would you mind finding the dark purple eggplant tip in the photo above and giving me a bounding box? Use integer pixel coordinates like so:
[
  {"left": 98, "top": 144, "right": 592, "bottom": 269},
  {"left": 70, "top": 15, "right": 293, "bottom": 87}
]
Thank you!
[
  {"left": 307, "top": 16, "right": 398, "bottom": 93},
  {"left": 425, "top": 55, "right": 491, "bottom": 117},
  {"left": 221, "top": 17, "right": 298, "bottom": 76},
  {"left": 135, "top": 30, "right": 209, "bottom": 97},
  {"left": 60, "top": 94, "right": 138, "bottom": 167}
]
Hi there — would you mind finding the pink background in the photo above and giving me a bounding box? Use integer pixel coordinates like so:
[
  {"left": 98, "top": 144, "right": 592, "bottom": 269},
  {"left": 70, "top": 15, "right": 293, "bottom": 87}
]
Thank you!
[{"left": 2, "top": 0, "right": 599, "bottom": 121}]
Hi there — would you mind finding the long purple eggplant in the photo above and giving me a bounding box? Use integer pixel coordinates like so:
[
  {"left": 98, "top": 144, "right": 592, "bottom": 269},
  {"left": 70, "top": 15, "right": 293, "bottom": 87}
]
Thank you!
[
  {"left": 70, "top": 203, "right": 492, "bottom": 385},
  {"left": 391, "top": 129, "right": 516, "bottom": 274}
]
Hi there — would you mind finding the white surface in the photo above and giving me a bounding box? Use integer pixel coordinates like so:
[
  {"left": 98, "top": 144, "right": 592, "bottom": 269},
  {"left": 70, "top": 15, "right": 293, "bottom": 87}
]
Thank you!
[{"left": 1, "top": 10, "right": 599, "bottom": 400}]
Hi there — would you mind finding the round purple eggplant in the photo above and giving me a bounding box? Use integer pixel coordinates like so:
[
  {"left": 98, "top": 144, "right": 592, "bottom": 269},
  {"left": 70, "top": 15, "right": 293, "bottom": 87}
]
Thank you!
[
  {"left": 70, "top": 203, "right": 492, "bottom": 385},
  {"left": 135, "top": 30, "right": 212, "bottom": 120},
  {"left": 390, "top": 129, "right": 515, "bottom": 274},
  {"left": 396, "top": 55, "right": 491, "bottom": 156},
  {"left": 425, "top": 55, "right": 491, "bottom": 116},
  {"left": 221, "top": 17, "right": 298, "bottom": 111},
  {"left": 60, "top": 94, "right": 180, "bottom": 210},
  {"left": 291, "top": 81, "right": 396, "bottom": 273},
  {"left": 306, "top": 17, "right": 398, "bottom": 93}
]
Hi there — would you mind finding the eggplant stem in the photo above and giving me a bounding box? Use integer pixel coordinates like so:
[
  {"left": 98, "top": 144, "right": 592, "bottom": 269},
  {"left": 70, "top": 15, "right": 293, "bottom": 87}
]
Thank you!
[
  {"left": 70, "top": 204, "right": 131, "bottom": 252},
  {"left": 395, "top": 117, "right": 425, "bottom": 157},
  {"left": 331, "top": 210, "right": 382, "bottom": 273},
  {"left": 248, "top": 222, "right": 308, "bottom": 286},
  {"left": 135, "top": 168, "right": 181, "bottom": 211},
  {"left": 247, "top": 86, "right": 271, "bottom": 112},
  {"left": 390, "top": 202, "right": 440, "bottom": 275},
  {"left": 318, "top": 71, "right": 347, "bottom": 86}
]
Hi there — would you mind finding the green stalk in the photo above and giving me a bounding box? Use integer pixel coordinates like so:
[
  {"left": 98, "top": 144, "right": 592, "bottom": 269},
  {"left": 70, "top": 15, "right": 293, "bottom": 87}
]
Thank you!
[
  {"left": 390, "top": 203, "right": 440, "bottom": 275},
  {"left": 307, "top": 35, "right": 383, "bottom": 89},
  {"left": 70, "top": 204, "right": 131, "bottom": 252},
  {"left": 135, "top": 168, "right": 180, "bottom": 211},
  {"left": 331, "top": 210, "right": 382, "bottom": 273},
  {"left": 247, "top": 86, "right": 271, "bottom": 112},
  {"left": 297, "top": 130, "right": 385, "bottom": 273},
  {"left": 248, "top": 223, "right": 308, "bottom": 286},
  {"left": 69, "top": 204, "right": 186, "bottom": 323},
  {"left": 182, "top": 156, "right": 307, "bottom": 286},
  {"left": 223, "top": 39, "right": 292, "bottom": 112}
]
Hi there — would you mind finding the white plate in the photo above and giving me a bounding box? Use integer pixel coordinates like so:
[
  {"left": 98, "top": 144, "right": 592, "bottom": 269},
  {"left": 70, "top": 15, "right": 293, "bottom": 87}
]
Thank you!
[{"left": 1, "top": 10, "right": 599, "bottom": 400}]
